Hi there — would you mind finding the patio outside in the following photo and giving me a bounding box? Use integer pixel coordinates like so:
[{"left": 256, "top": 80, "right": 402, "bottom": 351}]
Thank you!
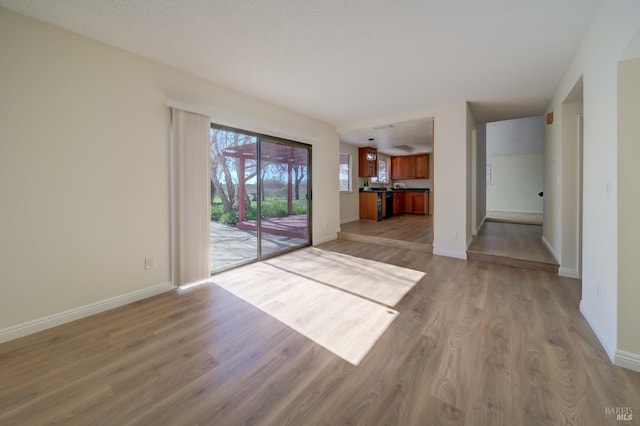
[{"left": 210, "top": 127, "right": 310, "bottom": 272}]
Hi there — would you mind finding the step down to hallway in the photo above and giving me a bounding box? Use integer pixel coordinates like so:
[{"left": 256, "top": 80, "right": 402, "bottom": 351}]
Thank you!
[
  {"left": 338, "top": 231, "right": 433, "bottom": 253},
  {"left": 467, "top": 250, "right": 559, "bottom": 274}
]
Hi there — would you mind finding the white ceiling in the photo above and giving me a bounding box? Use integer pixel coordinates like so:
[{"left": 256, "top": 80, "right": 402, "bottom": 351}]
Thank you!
[
  {"left": 340, "top": 117, "right": 433, "bottom": 156},
  {"left": 1, "top": 0, "right": 602, "bottom": 147}
]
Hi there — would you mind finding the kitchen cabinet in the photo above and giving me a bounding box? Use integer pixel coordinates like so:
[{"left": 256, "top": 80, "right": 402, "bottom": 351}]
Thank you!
[
  {"left": 404, "top": 192, "right": 412, "bottom": 212},
  {"left": 362, "top": 190, "right": 429, "bottom": 220},
  {"left": 358, "top": 147, "right": 378, "bottom": 177},
  {"left": 414, "top": 154, "right": 429, "bottom": 179},
  {"left": 390, "top": 154, "right": 429, "bottom": 179},
  {"left": 393, "top": 192, "right": 404, "bottom": 215},
  {"left": 398, "top": 191, "right": 429, "bottom": 215},
  {"left": 410, "top": 192, "right": 426, "bottom": 214},
  {"left": 390, "top": 157, "right": 401, "bottom": 179},
  {"left": 359, "top": 191, "right": 386, "bottom": 221}
]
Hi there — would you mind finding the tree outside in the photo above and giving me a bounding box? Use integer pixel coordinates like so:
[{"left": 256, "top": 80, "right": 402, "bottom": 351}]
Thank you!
[{"left": 209, "top": 128, "right": 308, "bottom": 226}]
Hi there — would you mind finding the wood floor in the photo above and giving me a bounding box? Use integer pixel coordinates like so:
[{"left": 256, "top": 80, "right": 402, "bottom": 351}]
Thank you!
[
  {"left": 1, "top": 240, "right": 638, "bottom": 425},
  {"left": 485, "top": 211, "right": 543, "bottom": 226},
  {"left": 339, "top": 214, "right": 433, "bottom": 253},
  {"left": 468, "top": 222, "right": 559, "bottom": 273},
  {"left": 339, "top": 215, "right": 558, "bottom": 273}
]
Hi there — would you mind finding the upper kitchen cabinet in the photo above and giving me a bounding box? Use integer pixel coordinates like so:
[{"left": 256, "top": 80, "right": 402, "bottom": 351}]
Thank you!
[
  {"left": 391, "top": 154, "right": 429, "bottom": 179},
  {"left": 358, "top": 147, "right": 378, "bottom": 177},
  {"left": 414, "top": 154, "right": 429, "bottom": 178}
]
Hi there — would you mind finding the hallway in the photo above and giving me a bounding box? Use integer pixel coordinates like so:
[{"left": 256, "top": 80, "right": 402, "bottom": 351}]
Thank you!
[{"left": 468, "top": 221, "right": 559, "bottom": 273}]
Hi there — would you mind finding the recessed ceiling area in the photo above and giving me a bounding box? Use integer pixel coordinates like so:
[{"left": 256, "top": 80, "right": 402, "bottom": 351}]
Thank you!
[
  {"left": 0, "top": 0, "right": 603, "bottom": 126},
  {"left": 339, "top": 117, "right": 433, "bottom": 156}
]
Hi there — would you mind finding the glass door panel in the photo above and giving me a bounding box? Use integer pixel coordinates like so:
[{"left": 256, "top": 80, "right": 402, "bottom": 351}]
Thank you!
[
  {"left": 259, "top": 137, "right": 311, "bottom": 258},
  {"left": 209, "top": 126, "right": 258, "bottom": 272}
]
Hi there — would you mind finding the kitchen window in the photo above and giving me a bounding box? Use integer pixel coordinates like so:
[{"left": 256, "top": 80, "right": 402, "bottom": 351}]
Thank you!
[
  {"left": 371, "top": 158, "right": 389, "bottom": 184},
  {"left": 339, "top": 152, "right": 352, "bottom": 192}
]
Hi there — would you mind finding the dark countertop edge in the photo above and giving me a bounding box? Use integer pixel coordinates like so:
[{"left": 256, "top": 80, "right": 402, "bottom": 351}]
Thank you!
[{"left": 359, "top": 188, "right": 430, "bottom": 192}]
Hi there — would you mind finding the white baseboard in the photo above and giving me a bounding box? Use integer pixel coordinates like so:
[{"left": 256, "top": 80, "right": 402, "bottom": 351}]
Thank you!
[
  {"left": 433, "top": 247, "right": 468, "bottom": 260},
  {"left": 313, "top": 233, "right": 338, "bottom": 245},
  {"left": 614, "top": 350, "right": 640, "bottom": 372},
  {"left": 474, "top": 217, "right": 486, "bottom": 236},
  {"left": 580, "top": 300, "right": 616, "bottom": 363},
  {"left": 340, "top": 216, "right": 360, "bottom": 225},
  {"left": 488, "top": 209, "right": 543, "bottom": 214},
  {"left": 541, "top": 235, "right": 559, "bottom": 263},
  {"left": 558, "top": 267, "right": 580, "bottom": 279},
  {"left": 0, "top": 282, "right": 174, "bottom": 344}
]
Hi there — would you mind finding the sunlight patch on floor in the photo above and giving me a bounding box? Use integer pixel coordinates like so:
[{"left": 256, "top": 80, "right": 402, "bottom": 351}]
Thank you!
[{"left": 211, "top": 248, "right": 425, "bottom": 365}]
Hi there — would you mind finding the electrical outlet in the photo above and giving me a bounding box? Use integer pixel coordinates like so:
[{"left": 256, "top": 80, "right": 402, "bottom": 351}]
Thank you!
[
  {"left": 451, "top": 232, "right": 458, "bottom": 240},
  {"left": 145, "top": 256, "right": 155, "bottom": 270},
  {"left": 596, "top": 281, "right": 601, "bottom": 297}
]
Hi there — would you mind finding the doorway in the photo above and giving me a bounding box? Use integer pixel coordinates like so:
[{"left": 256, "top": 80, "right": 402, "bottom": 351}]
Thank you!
[
  {"left": 209, "top": 125, "right": 311, "bottom": 272},
  {"left": 559, "top": 76, "right": 583, "bottom": 278}
]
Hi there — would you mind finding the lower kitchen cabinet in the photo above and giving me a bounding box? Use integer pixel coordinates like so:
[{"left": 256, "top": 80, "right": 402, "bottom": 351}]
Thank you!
[
  {"left": 360, "top": 191, "right": 429, "bottom": 220},
  {"left": 393, "top": 192, "right": 404, "bottom": 215},
  {"left": 359, "top": 192, "right": 379, "bottom": 221},
  {"left": 411, "top": 192, "right": 426, "bottom": 214},
  {"left": 393, "top": 191, "right": 430, "bottom": 216}
]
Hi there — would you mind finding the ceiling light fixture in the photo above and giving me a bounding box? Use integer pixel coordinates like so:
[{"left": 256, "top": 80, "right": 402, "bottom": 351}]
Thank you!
[{"left": 366, "top": 138, "right": 377, "bottom": 160}]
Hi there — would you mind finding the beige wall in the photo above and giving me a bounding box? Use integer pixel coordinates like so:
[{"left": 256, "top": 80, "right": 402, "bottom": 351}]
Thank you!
[
  {"left": 433, "top": 101, "right": 471, "bottom": 258},
  {"left": 618, "top": 57, "right": 640, "bottom": 359},
  {"left": 544, "top": 0, "right": 640, "bottom": 363},
  {"left": 486, "top": 154, "right": 544, "bottom": 213},
  {"left": 0, "top": 8, "right": 339, "bottom": 332}
]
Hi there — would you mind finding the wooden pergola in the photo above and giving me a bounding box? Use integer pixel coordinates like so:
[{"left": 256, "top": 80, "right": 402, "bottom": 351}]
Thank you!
[{"left": 222, "top": 143, "right": 308, "bottom": 238}]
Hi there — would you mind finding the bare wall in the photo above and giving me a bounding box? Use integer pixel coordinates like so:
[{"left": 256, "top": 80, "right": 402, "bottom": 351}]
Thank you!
[
  {"left": 0, "top": 8, "right": 339, "bottom": 333},
  {"left": 486, "top": 116, "right": 544, "bottom": 213},
  {"left": 544, "top": 0, "right": 640, "bottom": 362}
]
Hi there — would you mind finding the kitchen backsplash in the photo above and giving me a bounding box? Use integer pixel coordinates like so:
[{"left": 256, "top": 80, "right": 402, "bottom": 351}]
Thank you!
[
  {"left": 392, "top": 178, "right": 431, "bottom": 189},
  {"left": 360, "top": 177, "right": 431, "bottom": 189}
]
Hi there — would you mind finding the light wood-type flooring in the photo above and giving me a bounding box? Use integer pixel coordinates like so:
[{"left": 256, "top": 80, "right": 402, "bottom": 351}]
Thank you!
[
  {"left": 339, "top": 214, "right": 558, "bottom": 273},
  {"left": 339, "top": 214, "right": 433, "bottom": 253},
  {"left": 468, "top": 222, "right": 559, "bottom": 273},
  {"left": 1, "top": 239, "right": 638, "bottom": 425},
  {"left": 485, "top": 210, "right": 543, "bottom": 226}
]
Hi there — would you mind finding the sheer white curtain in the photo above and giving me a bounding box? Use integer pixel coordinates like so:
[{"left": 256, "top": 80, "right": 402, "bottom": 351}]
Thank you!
[{"left": 171, "top": 108, "right": 211, "bottom": 286}]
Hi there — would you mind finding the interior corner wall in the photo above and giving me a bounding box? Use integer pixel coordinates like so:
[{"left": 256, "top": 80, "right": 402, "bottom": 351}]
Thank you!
[
  {"left": 618, "top": 57, "right": 640, "bottom": 362},
  {"left": 465, "top": 104, "right": 476, "bottom": 248},
  {"left": 0, "top": 7, "right": 339, "bottom": 334},
  {"left": 544, "top": 0, "right": 640, "bottom": 361},
  {"left": 560, "top": 102, "right": 583, "bottom": 277},
  {"left": 543, "top": 111, "right": 561, "bottom": 261},
  {"left": 475, "top": 124, "right": 487, "bottom": 231},
  {"left": 431, "top": 102, "right": 470, "bottom": 259},
  {"left": 339, "top": 142, "right": 360, "bottom": 224}
]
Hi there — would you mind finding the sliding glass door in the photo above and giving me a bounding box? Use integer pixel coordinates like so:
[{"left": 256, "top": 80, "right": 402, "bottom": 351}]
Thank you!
[
  {"left": 209, "top": 127, "right": 259, "bottom": 271},
  {"left": 209, "top": 125, "right": 311, "bottom": 272},
  {"left": 259, "top": 137, "right": 310, "bottom": 258}
]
